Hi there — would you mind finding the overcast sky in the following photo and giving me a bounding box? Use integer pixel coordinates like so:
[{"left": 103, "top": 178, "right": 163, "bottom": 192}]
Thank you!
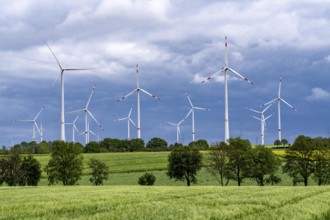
[{"left": 1, "top": 0, "right": 330, "bottom": 147}]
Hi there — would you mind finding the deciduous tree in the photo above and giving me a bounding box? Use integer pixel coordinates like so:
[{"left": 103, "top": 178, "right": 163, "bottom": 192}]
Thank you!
[
  {"left": 88, "top": 158, "right": 109, "bottom": 185},
  {"left": 283, "top": 135, "right": 315, "bottom": 186},
  {"left": 207, "top": 142, "right": 232, "bottom": 186},
  {"left": 227, "top": 137, "right": 252, "bottom": 186},
  {"left": 248, "top": 145, "right": 281, "bottom": 186},
  {"left": 167, "top": 147, "right": 202, "bottom": 186},
  {"left": 44, "top": 141, "right": 83, "bottom": 185}
]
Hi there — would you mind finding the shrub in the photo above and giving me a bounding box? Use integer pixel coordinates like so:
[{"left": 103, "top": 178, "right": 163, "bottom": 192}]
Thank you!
[{"left": 138, "top": 173, "right": 156, "bottom": 185}]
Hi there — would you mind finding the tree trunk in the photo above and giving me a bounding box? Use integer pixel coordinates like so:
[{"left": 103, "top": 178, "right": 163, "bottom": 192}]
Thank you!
[
  {"left": 304, "top": 177, "right": 308, "bottom": 186},
  {"left": 186, "top": 177, "right": 190, "bottom": 186}
]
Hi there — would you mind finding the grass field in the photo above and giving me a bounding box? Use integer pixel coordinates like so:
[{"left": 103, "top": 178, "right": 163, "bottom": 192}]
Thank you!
[
  {"left": 23, "top": 151, "right": 317, "bottom": 186},
  {"left": 0, "top": 186, "right": 329, "bottom": 219}
]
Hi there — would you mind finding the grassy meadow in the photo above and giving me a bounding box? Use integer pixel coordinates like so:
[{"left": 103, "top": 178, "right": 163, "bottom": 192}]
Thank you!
[
  {"left": 0, "top": 186, "right": 329, "bottom": 219},
  {"left": 27, "top": 150, "right": 315, "bottom": 186}
]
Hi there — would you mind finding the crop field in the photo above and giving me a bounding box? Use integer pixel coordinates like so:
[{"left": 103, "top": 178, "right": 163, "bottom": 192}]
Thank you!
[{"left": 0, "top": 186, "right": 329, "bottom": 220}]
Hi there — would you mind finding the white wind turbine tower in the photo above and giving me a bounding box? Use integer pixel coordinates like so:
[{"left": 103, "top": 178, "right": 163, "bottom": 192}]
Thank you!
[
  {"left": 116, "top": 107, "right": 136, "bottom": 140},
  {"left": 261, "top": 77, "right": 297, "bottom": 142},
  {"left": 38, "top": 121, "right": 47, "bottom": 142},
  {"left": 68, "top": 85, "right": 103, "bottom": 145},
  {"left": 118, "top": 65, "right": 160, "bottom": 139},
  {"left": 201, "top": 36, "right": 253, "bottom": 143},
  {"left": 167, "top": 118, "right": 185, "bottom": 143},
  {"left": 16, "top": 105, "right": 46, "bottom": 142},
  {"left": 184, "top": 93, "right": 209, "bottom": 141},
  {"left": 65, "top": 115, "right": 79, "bottom": 143},
  {"left": 45, "top": 43, "right": 93, "bottom": 142},
  {"left": 248, "top": 104, "right": 272, "bottom": 145}
]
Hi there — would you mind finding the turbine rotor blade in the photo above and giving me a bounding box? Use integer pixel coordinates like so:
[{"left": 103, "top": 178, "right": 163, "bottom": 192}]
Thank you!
[
  {"left": 87, "top": 110, "right": 103, "bottom": 130},
  {"left": 129, "top": 118, "right": 136, "bottom": 126},
  {"left": 34, "top": 105, "right": 46, "bottom": 120},
  {"left": 249, "top": 108, "right": 261, "bottom": 114},
  {"left": 184, "top": 109, "right": 193, "bottom": 120},
  {"left": 194, "top": 107, "right": 209, "bottom": 111},
  {"left": 280, "top": 98, "right": 297, "bottom": 111},
  {"left": 63, "top": 68, "right": 94, "bottom": 71},
  {"left": 117, "top": 89, "right": 137, "bottom": 102},
  {"left": 66, "top": 109, "right": 85, "bottom": 114},
  {"left": 186, "top": 94, "right": 194, "bottom": 107},
  {"left": 86, "top": 85, "right": 96, "bottom": 108},
  {"left": 167, "top": 122, "right": 177, "bottom": 126},
  {"left": 45, "top": 42, "right": 63, "bottom": 70},
  {"left": 201, "top": 68, "right": 225, "bottom": 83},
  {"left": 261, "top": 98, "right": 277, "bottom": 107},
  {"left": 227, "top": 67, "right": 254, "bottom": 84},
  {"left": 140, "top": 88, "right": 160, "bottom": 100}
]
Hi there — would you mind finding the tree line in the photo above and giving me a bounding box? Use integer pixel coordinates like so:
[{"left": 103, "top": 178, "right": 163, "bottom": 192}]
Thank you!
[
  {"left": 1, "top": 135, "right": 329, "bottom": 187},
  {"left": 1, "top": 138, "right": 209, "bottom": 154},
  {"left": 168, "top": 135, "right": 330, "bottom": 186}
]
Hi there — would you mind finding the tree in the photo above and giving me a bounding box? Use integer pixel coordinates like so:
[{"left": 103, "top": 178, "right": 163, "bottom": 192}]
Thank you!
[
  {"left": 138, "top": 173, "right": 156, "bottom": 185},
  {"left": 146, "top": 137, "right": 168, "bottom": 151},
  {"left": 85, "top": 141, "right": 102, "bottom": 153},
  {"left": 167, "top": 147, "right": 202, "bottom": 186},
  {"left": 188, "top": 139, "right": 209, "bottom": 150},
  {"left": 274, "top": 139, "right": 281, "bottom": 147},
  {"left": 283, "top": 135, "right": 315, "bottom": 186},
  {"left": 313, "top": 149, "right": 330, "bottom": 185},
  {"left": 227, "top": 137, "right": 252, "bottom": 186},
  {"left": 281, "top": 139, "right": 289, "bottom": 147},
  {"left": 129, "top": 138, "right": 145, "bottom": 151},
  {"left": 44, "top": 141, "right": 83, "bottom": 185},
  {"left": 207, "top": 142, "right": 232, "bottom": 186},
  {"left": 248, "top": 145, "right": 281, "bottom": 186},
  {"left": 38, "top": 141, "right": 51, "bottom": 154},
  {"left": 21, "top": 155, "right": 42, "bottom": 186},
  {"left": 88, "top": 158, "right": 109, "bottom": 185},
  {"left": 0, "top": 150, "right": 25, "bottom": 186}
]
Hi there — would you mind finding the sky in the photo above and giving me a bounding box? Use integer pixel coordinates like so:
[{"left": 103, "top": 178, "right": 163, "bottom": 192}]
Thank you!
[{"left": 1, "top": 0, "right": 330, "bottom": 147}]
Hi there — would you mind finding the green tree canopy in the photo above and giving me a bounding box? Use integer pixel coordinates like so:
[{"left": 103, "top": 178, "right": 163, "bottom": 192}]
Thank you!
[
  {"left": 248, "top": 145, "right": 281, "bottom": 186},
  {"left": 146, "top": 137, "right": 168, "bottom": 151},
  {"left": 188, "top": 139, "right": 209, "bottom": 150},
  {"left": 44, "top": 141, "right": 83, "bottom": 185},
  {"left": 207, "top": 142, "right": 232, "bottom": 186},
  {"left": 88, "top": 158, "right": 109, "bottom": 185},
  {"left": 227, "top": 137, "right": 252, "bottom": 186},
  {"left": 283, "top": 135, "right": 316, "bottom": 186},
  {"left": 167, "top": 147, "right": 202, "bottom": 186}
]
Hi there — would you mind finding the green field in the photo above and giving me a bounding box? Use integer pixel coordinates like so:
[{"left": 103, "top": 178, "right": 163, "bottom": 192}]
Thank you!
[
  {"left": 0, "top": 186, "right": 329, "bottom": 219},
  {"left": 13, "top": 151, "right": 315, "bottom": 186}
]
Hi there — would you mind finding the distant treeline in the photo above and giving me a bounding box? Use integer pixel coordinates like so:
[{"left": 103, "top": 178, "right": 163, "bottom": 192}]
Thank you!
[{"left": 0, "top": 138, "right": 210, "bottom": 154}]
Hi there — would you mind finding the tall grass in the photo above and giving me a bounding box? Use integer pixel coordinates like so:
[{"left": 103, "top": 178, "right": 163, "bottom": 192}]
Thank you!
[{"left": 0, "top": 186, "right": 329, "bottom": 219}]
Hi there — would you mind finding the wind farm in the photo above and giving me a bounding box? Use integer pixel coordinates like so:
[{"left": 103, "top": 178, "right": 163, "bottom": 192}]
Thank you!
[
  {"left": 7, "top": 38, "right": 303, "bottom": 146},
  {"left": 1, "top": 2, "right": 330, "bottom": 219},
  {"left": 0, "top": 0, "right": 328, "bottom": 148}
]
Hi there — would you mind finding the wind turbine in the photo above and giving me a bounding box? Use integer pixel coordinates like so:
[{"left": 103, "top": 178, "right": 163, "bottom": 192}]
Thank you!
[
  {"left": 167, "top": 118, "right": 185, "bottom": 143},
  {"left": 201, "top": 36, "right": 253, "bottom": 143},
  {"left": 261, "top": 77, "right": 297, "bottom": 142},
  {"left": 67, "top": 85, "right": 103, "bottom": 145},
  {"left": 184, "top": 93, "right": 209, "bottom": 141},
  {"left": 248, "top": 104, "right": 272, "bottom": 145},
  {"left": 38, "top": 121, "right": 47, "bottom": 142},
  {"left": 116, "top": 107, "right": 136, "bottom": 140},
  {"left": 16, "top": 105, "right": 46, "bottom": 142},
  {"left": 118, "top": 64, "right": 160, "bottom": 139},
  {"left": 65, "top": 115, "right": 79, "bottom": 143},
  {"left": 45, "top": 43, "right": 93, "bottom": 142}
]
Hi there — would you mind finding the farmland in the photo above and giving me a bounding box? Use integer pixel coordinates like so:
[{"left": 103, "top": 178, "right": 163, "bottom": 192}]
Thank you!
[
  {"left": 0, "top": 186, "right": 329, "bottom": 219},
  {"left": 1, "top": 151, "right": 330, "bottom": 219},
  {"left": 23, "top": 150, "right": 315, "bottom": 186}
]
